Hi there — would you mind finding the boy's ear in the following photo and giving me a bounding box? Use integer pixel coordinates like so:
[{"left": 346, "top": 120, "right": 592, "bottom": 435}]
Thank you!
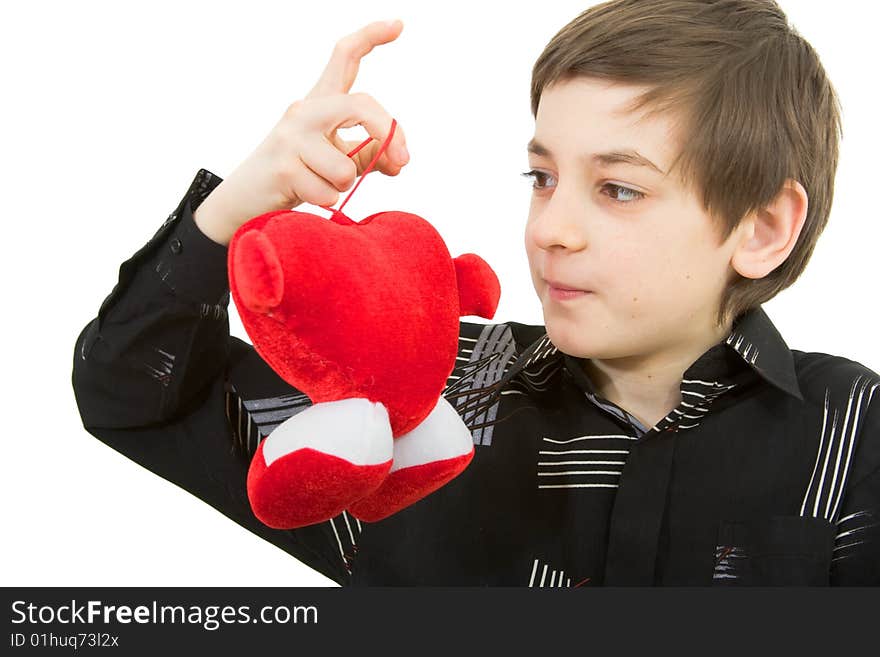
[{"left": 731, "top": 179, "right": 809, "bottom": 280}]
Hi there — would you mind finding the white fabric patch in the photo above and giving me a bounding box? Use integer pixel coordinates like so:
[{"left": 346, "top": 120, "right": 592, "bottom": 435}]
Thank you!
[
  {"left": 262, "top": 398, "right": 393, "bottom": 467},
  {"left": 390, "top": 396, "right": 474, "bottom": 472}
]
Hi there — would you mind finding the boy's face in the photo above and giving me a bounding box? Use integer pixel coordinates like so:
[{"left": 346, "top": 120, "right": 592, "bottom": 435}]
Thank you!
[{"left": 524, "top": 77, "right": 745, "bottom": 361}]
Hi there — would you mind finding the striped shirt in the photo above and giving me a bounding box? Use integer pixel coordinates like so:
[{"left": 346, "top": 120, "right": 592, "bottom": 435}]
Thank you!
[{"left": 72, "top": 168, "right": 880, "bottom": 586}]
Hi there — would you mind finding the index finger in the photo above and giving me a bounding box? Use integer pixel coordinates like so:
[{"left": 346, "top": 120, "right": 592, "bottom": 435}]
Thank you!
[{"left": 306, "top": 19, "right": 403, "bottom": 99}]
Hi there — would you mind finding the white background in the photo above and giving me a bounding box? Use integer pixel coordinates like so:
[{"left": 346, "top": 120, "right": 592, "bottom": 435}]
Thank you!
[{"left": 2, "top": 0, "right": 877, "bottom": 586}]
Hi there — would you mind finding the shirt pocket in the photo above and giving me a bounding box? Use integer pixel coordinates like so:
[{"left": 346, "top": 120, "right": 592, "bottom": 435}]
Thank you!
[{"left": 712, "top": 515, "right": 835, "bottom": 586}]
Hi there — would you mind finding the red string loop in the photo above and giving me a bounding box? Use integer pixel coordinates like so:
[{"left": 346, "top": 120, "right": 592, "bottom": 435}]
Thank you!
[{"left": 319, "top": 118, "right": 398, "bottom": 217}]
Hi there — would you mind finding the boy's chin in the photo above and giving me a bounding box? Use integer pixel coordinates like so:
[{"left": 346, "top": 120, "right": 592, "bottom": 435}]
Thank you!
[
  {"left": 543, "top": 311, "right": 636, "bottom": 361},
  {"left": 544, "top": 316, "right": 603, "bottom": 359}
]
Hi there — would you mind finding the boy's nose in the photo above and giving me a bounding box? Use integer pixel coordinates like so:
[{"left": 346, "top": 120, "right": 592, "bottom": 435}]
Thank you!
[{"left": 529, "top": 200, "right": 588, "bottom": 252}]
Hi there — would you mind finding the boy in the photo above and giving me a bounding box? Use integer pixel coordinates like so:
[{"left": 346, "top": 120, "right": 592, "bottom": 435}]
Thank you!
[{"left": 72, "top": 1, "right": 879, "bottom": 585}]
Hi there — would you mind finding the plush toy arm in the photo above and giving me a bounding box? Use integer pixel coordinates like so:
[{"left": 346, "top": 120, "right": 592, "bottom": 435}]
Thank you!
[
  {"left": 231, "top": 229, "right": 285, "bottom": 314},
  {"left": 453, "top": 253, "right": 501, "bottom": 319}
]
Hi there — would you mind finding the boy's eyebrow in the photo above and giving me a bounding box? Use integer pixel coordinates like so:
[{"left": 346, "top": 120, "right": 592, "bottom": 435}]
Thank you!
[{"left": 526, "top": 138, "right": 666, "bottom": 175}]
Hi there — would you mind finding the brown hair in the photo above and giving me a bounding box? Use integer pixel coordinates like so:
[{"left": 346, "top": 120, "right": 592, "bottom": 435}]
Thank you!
[{"left": 530, "top": 0, "right": 842, "bottom": 328}]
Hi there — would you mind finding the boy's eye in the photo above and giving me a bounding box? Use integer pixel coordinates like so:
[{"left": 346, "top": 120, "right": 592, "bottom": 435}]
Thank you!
[
  {"left": 601, "top": 183, "right": 645, "bottom": 204},
  {"left": 520, "top": 169, "right": 645, "bottom": 205},
  {"left": 521, "top": 169, "right": 556, "bottom": 190}
]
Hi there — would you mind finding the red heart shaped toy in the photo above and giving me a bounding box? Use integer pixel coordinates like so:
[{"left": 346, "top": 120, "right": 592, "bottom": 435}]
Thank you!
[{"left": 228, "top": 119, "right": 501, "bottom": 529}]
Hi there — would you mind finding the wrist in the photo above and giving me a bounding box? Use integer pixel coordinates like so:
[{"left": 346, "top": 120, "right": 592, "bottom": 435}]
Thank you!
[{"left": 193, "top": 186, "right": 239, "bottom": 247}]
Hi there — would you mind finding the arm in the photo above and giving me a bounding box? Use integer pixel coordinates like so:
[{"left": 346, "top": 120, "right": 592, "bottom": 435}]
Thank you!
[
  {"left": 72, "top": 20, "right": 419, "bottom": 583},
  {"left": 73, "top": 168, "right": 229, "bottom": 429},
  {"left": 71, "top": 169, "right": 353, "bottom": 585}
]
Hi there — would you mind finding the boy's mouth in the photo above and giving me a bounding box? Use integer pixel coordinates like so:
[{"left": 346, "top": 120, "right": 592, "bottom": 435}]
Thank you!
[
  {"left": 544, "top": 278, "right": 593, "bottom": 301},
  {"left": 544, "top": 278, "right": 592, "bottom": 293}
]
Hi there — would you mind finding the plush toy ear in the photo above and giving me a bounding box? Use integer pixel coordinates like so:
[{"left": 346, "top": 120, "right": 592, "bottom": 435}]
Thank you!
[
  {"left": 233, "top": 229, "right": 284, "bottom": 314},
  {"left": 453, "top": 253, "right": 501, "bottom": 319}
]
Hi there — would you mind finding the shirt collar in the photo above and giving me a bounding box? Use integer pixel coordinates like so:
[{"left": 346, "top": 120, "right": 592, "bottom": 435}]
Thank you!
[
  {"left": 509, "top": 305, "right": 803, "bottom": 402},
  {"left": 721, "top": 305, "right": 803, "bottom": 401}
]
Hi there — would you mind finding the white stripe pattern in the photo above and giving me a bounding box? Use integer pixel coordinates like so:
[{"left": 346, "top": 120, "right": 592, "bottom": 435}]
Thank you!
[
  {"left": 521, "top": 335, "right": 559, "bottom": 369},
  {"left": 224, "top": 385, "right": 313, "bottom": 457},
  {"left": 832, "top": 510, "right": 878, "bottom": 563},
  {"left": 726, "top": 331, "right": 760, "bottom": 365},
  {"left": 198, "top": 302, "right": 226, "bottom": 320},
  {"left": 542, "top": 434, "right": 639, "bottom": 444},
  {"left": 528, "top": 558, "right": 572, "bottom": 587},
  {"left": 800, "top": 377, "right": 879, "bottom": 523},
  {"left": 142, "top": 346, "right": 176, "bottom": 387},
  {"left": 538, "top": 435, "right": 632, "bottom": 489},
  {"left": 328, "top": 511, "right": 361, "bottom": 575},
  {"left": 450, "top": 323, "right": 519, "bottom": 447},
  {"left": 651, "top": 379, "right": 736, "bottom": 433},
  {"left": 712, "top": 545, "right": 746, "bottom": 581}
]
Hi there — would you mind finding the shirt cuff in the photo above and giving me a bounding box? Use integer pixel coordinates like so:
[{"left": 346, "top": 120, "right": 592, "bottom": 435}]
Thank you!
[
  {"left": 96, "top": 168, "right": 226, "bottom": 326},
  {"left": 155, "top": 194, "right": 230, "bottom": 305}
]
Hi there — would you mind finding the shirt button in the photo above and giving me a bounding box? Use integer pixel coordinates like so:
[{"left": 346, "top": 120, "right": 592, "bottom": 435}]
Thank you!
[{"left": 170, "top": 238, "right": 183, "bottom": 254}]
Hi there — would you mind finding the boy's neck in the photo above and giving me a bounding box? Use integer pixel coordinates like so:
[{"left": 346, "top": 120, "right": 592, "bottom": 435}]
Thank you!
[{"left": 580, "top": 319, "right": 734, "bottom": 431}]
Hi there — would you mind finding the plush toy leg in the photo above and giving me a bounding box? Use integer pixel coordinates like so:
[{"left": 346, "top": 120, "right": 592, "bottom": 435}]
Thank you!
[
  {"left": 346, "top": 396, "right": 475, "bottom": 522},
  {"left": 247, "top": 398, "right": 393, "bottom": 529}
]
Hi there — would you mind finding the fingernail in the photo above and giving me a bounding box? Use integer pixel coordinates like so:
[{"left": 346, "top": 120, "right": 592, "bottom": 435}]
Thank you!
[
  {"left": 398, "top": 145, "right": 409, "bottom": 163},
  {"left": 385, "top": 19, "right": 400, "bottom": 28}
]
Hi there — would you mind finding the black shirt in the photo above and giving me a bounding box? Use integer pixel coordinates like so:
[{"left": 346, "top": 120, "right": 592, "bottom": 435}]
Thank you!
[{"left": 72, "top": 168, "right": 880, "bottom": 586}]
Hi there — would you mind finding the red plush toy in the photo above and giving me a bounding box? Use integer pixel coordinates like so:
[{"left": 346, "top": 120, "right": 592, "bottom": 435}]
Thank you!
[{"left": 228, "top": 119, "right": 501, "bottom": 529}]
